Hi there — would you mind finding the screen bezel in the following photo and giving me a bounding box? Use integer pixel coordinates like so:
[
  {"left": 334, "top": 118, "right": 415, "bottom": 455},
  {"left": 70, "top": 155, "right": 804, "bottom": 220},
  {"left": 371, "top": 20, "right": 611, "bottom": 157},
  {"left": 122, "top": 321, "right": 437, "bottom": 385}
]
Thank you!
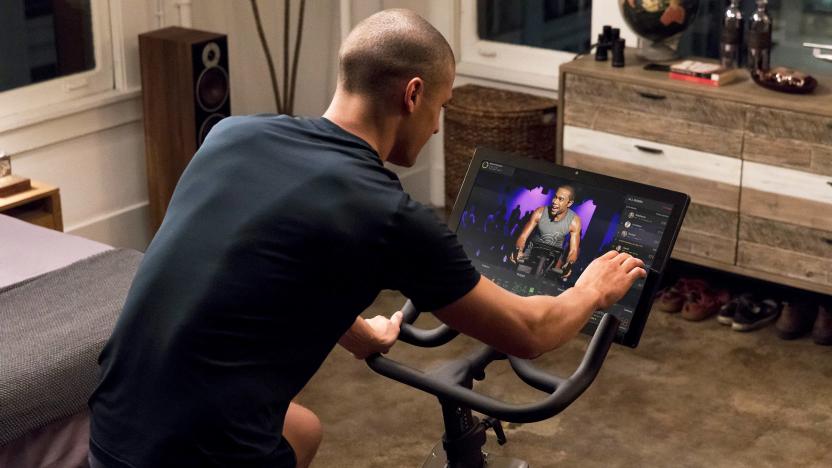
[{"left": 447, "top": 147, "right": 690, "bottom": 348}]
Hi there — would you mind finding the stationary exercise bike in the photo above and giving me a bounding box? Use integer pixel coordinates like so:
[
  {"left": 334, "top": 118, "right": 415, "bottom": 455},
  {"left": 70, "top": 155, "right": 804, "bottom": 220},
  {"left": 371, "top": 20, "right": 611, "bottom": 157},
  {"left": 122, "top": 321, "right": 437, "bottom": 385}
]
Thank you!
[{"left": 366, "top": 300, "right": 620, "bottom": 468}]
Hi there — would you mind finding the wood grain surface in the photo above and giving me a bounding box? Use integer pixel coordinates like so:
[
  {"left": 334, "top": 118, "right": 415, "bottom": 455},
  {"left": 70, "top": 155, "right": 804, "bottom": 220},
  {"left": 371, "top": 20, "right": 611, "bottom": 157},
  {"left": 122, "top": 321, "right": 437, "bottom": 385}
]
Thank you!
[
  {"left": 740, "top": 188, "right": 832, "bottom": 232},
  {"left": 564, "top": 74, "right": 748, "bottom": 129},
  {"left": 739, "top": 214, "right": 832, "bottom": 259},
  {"left": 675, "top": 227, "right": 736, "bottom": 264},
  {"left": 737, "top": 241, "right": 832, "bottom": 286},
  {"left": 745, "top": 107, "right": 832, "bottom": 146}
]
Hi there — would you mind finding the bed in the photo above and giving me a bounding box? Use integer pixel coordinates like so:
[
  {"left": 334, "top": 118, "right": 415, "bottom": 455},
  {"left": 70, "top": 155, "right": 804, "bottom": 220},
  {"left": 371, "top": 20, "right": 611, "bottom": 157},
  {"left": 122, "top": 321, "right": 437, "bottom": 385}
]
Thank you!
[{"left": 0, "top": 214, "right": 142, "bottom": 467}]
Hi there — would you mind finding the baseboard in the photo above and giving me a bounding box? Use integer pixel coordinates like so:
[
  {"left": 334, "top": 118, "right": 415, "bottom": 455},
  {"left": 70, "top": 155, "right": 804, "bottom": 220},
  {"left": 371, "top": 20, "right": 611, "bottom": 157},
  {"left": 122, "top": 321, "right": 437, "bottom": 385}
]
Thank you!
[{"left": 66, "top": 202, "right": 151, "bottom": 252}]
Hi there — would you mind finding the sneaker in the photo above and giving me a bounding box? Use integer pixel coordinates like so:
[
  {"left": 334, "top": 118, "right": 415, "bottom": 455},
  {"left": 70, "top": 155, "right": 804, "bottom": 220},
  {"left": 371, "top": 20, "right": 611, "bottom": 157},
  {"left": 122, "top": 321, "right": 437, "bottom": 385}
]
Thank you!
[
  {"left": 775, "top": 301, "right": 817, "bottom": 340},
  {"left": 656, "top": 278, "right": 708, "bottom": 313},
  {"left": 717, "top": 293, "right": 752, "bottom": 326},
  {"left": 812, "top": 304, "right": 832, "bottom": 346},
  {"left": 732, "top": 298, "right": 781, "bottom": 332}
]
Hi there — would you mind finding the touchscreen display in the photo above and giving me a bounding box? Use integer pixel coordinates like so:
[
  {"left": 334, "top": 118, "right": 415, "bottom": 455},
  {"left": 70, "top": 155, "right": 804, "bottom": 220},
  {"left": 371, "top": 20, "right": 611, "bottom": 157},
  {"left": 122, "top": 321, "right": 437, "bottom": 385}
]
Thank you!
[{"left": 455, "top": 160, "right": 675, "bottom": 337}]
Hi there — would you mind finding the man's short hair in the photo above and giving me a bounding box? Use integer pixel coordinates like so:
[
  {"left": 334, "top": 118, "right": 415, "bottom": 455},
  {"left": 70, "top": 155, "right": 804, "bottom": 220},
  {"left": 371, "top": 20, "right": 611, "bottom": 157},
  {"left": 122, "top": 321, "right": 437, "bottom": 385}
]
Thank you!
[
  {"left": 557, "top": 185, "right": 576, "bottom": 202},
  {"left": 338, "top": 9, "right": 455, "bottom": 100}
]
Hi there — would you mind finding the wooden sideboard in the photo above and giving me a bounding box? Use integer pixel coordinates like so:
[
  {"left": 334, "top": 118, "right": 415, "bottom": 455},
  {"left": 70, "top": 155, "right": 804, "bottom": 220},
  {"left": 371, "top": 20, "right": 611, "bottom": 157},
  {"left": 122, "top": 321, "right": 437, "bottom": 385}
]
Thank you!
[{"left": 557, "top": 50, "right": 832, "bottom": 295}]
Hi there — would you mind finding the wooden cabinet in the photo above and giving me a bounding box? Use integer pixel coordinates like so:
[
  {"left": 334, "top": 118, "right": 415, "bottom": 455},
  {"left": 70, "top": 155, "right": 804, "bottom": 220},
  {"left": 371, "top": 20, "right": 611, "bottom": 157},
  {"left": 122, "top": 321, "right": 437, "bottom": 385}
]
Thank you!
[
  {"left": 558, "top": 50, "right": 832, "bottom": 295},
  {"left": 0, "top": 180, "right": 63, "bottom": 231}
]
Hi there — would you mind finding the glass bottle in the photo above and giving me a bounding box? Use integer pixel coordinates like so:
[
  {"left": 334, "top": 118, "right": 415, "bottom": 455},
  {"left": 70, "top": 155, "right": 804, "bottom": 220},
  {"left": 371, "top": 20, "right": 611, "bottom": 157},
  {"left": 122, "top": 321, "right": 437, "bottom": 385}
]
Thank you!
[
  {"left": 720, "top": 0, "right": 743, "bottom": 69},
  {"left": 747, "top": 0, "right": 772, "bottom": 73}
]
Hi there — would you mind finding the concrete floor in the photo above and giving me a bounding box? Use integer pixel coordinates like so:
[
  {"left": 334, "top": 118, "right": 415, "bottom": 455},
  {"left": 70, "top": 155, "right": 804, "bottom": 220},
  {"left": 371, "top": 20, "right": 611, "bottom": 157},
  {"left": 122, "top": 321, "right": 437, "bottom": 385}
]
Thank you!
[{"left": 298, "top": 289, "right": 832, "bottom": 468}]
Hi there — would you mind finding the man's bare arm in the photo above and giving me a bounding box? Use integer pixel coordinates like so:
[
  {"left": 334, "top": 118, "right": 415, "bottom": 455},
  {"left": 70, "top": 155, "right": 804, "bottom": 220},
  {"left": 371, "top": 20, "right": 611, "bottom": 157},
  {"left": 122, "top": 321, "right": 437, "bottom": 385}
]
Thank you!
[
  {"left": 566, "top": 215, "right": 581, "bottom": 264},
  {"left": 512, "top": 208, "right": 544, "bottom": 262},
  {"left": 434, "top": 251, "right": 645, "bottom": 359}
]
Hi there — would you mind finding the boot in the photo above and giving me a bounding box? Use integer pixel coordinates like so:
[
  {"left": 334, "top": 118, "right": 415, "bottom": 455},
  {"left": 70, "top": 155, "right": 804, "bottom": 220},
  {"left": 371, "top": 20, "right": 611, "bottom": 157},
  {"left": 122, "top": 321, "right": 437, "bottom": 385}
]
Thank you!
[
  {"left": 775, "top": 301, "right": 817, "bottom": 340},
  {"left": 812, "top": 304, "right": 832, "bottom": 346}
]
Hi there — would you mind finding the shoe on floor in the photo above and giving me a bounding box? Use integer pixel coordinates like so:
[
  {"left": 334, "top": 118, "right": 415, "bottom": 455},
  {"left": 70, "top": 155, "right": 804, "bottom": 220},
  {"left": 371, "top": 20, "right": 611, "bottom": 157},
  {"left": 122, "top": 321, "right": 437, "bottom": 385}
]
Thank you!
[
  {"left": 681, "top": 288, "right": 731, "bottom": 322},
  {"left": 732, "top": 298, "right": 781, "bottom": 332},
  {"left": 717, "top": 293, "right": 751, "bottom": 325},
  {"left": 812, "top": 304, "right": 832, "bottom": 346},
  {"left": 775, "top": 301, "right": 817, "bottom": 340},
  {"left": 655, "top": 287, "right": 685, "bottom": 313},
  {"left": 655, "top": 278, "right": 708, "bottom": 313}
]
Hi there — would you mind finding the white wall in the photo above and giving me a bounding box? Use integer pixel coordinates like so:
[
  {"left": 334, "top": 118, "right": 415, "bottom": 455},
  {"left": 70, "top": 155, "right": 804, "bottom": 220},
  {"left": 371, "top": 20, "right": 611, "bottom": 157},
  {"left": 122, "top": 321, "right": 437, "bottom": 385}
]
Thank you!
[{"left": 191, "top": 0, "right": 339, "bottom": 118}]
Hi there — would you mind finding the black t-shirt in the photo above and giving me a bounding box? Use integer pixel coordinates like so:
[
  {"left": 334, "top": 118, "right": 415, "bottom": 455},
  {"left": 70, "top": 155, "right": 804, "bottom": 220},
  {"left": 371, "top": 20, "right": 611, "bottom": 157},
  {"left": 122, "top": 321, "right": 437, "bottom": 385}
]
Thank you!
[{"left": 88, "top": 116, "right": 480, "bottom": 467}]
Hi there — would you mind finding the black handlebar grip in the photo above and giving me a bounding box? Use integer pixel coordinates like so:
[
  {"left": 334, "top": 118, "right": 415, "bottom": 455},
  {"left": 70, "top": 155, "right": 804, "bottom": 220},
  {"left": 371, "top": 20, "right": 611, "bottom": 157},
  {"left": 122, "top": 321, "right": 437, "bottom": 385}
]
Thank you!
[{"left": 396, "top": 300, "right": 460, "bottom": 348}]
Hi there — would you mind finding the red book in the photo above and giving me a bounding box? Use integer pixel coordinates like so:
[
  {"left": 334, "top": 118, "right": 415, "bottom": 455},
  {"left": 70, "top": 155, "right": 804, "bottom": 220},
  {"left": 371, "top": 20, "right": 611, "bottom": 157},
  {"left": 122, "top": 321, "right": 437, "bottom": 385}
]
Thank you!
[{"left": 668, "top": 71, "right": 720, "bottom": 87}]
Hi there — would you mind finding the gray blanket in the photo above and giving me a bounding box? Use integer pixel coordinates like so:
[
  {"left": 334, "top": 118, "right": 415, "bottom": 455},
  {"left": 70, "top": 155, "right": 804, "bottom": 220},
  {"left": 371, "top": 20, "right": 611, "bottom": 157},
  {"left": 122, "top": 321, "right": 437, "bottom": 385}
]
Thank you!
[{"left": 0, "top": 249, "right": 142, "bottom": 445}]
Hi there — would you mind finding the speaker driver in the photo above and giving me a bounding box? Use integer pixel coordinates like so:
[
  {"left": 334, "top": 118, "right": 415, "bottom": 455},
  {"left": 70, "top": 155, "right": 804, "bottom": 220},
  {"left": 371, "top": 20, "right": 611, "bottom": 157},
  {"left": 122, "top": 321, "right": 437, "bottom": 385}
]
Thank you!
[
  {"left": 202, "top": 42, "right": 221, "bottom": 67},
  {"left": 199, "top": 113, "right": 226, "bottom": 145},
  {"left": 196, "top": 66, "right": 229, "bottom": 112}
]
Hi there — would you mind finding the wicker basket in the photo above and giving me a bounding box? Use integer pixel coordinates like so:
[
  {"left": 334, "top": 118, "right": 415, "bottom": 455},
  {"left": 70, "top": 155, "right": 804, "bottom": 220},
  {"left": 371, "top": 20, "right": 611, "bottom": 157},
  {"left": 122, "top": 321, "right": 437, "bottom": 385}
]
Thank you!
[{"left": 443, "top": 84, "right": 557, "bottom": 209}]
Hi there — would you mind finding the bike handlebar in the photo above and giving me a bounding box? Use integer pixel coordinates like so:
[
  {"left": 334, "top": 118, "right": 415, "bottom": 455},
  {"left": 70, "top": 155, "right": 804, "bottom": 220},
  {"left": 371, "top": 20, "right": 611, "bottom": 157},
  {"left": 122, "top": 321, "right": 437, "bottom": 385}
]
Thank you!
[
  {"left": 366, "top": 302, "right": 620, "bottom": 423},
  {"left": 397, "top": 300, "right": 459, "bottom": 347}
]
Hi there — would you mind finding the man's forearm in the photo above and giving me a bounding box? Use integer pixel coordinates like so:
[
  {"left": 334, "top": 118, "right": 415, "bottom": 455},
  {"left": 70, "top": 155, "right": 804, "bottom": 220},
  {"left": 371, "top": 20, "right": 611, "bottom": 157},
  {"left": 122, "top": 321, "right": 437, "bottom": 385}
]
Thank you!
[{"left": 524, "top": 285, "right": 600, "bottom": 356}]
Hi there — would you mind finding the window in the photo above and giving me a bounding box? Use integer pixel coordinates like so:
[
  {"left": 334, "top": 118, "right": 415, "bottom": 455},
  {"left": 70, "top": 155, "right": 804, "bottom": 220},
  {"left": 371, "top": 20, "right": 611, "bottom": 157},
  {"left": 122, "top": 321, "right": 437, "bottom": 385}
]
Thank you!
[
  {"left": 0, "top": 0, "right": 114, "bottom": 119},
  {"left": 459, "top": 0, "right": 632, "bottom": 90},
  {"left": 477, "top": 0, "right": 592, "bottom": 53}
]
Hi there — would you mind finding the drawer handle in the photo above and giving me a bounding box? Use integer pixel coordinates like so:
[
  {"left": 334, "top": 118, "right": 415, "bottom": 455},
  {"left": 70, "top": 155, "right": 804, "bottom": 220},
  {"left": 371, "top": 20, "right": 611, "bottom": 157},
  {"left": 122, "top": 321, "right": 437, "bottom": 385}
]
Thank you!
[
  {"left": 634, "top": 144, "right": 664, "bottom": 155},
  {"left": 827, "top": 181, "right": 832, "bottom": 188},
  {"left": 638, "top": 91, "right": 667, "bottom": 100},
  {"left": 825, "top": 238, "right": 832, "bottom": 245}
]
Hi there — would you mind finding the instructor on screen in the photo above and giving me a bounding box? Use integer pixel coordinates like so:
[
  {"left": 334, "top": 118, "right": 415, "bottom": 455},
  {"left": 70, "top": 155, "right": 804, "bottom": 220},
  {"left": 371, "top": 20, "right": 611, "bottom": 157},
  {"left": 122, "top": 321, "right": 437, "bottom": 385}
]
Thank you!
[{"left": 511, "top": 185, "right": 582, "bottom": 278}]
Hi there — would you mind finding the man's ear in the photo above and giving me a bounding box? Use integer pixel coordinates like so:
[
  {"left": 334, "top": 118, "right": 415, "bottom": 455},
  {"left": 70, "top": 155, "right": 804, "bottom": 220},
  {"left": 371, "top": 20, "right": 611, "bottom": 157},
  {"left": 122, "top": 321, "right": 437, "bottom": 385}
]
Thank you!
[{"left": 403, "top": 77, "right": 424, "bottom": 113}]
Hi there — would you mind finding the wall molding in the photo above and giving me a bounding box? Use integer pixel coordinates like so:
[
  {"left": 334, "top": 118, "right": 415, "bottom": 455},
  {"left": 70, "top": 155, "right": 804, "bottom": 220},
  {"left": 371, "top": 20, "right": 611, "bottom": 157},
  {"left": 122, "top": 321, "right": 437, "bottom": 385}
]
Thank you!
[
  {"left": 1, "top": 89, "right": 143, "bottom": 156},
  {"left": 67, "top": 201, "right": 151, "bottom": 251}
]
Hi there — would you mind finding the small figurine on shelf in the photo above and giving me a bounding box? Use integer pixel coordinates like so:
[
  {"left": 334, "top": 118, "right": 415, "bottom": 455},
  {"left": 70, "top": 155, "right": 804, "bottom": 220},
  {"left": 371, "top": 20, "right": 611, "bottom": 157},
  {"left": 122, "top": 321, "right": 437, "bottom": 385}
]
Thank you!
[
  {"left": 0, "top": 152, "right": 33, "bottom": 197},
  {"left": 0, "top": 153, "right": 10, "bottom": 178}
]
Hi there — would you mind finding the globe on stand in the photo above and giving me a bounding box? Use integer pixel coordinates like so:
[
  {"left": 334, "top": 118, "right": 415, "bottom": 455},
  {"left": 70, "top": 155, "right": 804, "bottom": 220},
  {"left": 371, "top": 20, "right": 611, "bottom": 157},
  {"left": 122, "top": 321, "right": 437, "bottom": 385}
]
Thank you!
[{"left": 619, "top": 0, "right": 700, "bottom": 61}]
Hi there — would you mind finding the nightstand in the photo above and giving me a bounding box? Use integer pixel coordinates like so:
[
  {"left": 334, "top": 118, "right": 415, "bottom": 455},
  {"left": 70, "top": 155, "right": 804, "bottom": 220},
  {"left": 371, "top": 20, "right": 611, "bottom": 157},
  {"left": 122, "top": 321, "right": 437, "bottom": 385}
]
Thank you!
[{"left": 0, "top": 180, "right": 63, "bottom": 231}]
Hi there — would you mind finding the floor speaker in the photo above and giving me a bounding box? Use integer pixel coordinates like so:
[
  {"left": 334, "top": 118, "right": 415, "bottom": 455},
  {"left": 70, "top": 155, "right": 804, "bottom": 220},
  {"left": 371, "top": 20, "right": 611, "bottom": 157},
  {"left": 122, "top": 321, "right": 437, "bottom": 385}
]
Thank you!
[{"left": 139, "top": 26, "right": 230, "bottom": 234}]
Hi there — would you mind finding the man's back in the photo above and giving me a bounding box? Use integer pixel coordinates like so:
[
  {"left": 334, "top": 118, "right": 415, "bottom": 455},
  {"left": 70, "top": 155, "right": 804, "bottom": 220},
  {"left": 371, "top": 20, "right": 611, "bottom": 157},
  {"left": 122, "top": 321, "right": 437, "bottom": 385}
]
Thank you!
[{"left": 89, "top": 115, "right": 478, "bottom": 467}]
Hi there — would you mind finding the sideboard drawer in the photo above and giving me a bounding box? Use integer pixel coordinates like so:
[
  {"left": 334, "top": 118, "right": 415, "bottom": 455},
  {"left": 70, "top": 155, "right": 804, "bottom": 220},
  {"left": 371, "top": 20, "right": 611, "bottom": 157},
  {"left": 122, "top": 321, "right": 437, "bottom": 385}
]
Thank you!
[
  {"left": 744, "top": 107, "right": 832, "bottom": 176},
  {"left": 745, "top": 107, "right": 832, "bottom": 147},
  {"left": 563, "top": 125, "right": 741, "bottom": 212},
  {"left": 740, "top": 161, "right": 832, "bottom": 231},
  {"left": 737, "top": 241, "right": 832, "bottom": 287},
  {"left": 563, "top": 74, "right": 746, "bottom": 158},
  {"left": 740, "top": 215, "right": 832, "bottom": 260},
  {"left": 673, "top": 204, "right": 738, "bottom": 264}
]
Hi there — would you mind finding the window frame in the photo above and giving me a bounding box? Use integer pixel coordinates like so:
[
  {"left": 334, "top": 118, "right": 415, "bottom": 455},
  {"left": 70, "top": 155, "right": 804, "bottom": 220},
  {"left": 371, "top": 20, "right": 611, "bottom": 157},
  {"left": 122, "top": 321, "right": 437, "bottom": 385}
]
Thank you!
[
  {"left": 456, "top": 0, "right": 635, "bottom": 91},
  {"left": 457, "top": 0, "right": 576, "bottom": 90},
  {"left": 0, "top": 0, "right": 115, "bottom": 121}
]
